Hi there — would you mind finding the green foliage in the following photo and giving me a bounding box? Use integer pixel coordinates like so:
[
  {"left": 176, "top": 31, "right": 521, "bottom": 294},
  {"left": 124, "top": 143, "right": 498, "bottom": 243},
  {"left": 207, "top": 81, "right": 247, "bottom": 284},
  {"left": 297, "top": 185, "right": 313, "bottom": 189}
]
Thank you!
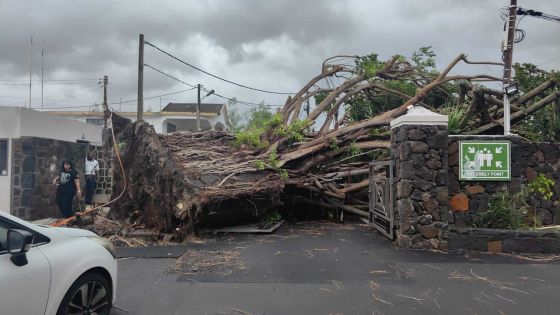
[
  {"left": 246, "top": 103, "right": 275, "bottom": 130},
  {"left": 232, "top": 106, "right": 280, "bottom": 149},
  {"left": 514, "top": 63, "right": 550, "bottom": 91},
  {"left": 348, "top": 141, "right": 362, "bottom": 157},
  {"left": 274, "top": 118, "right": 307, "bottom": 145},
  {"left": 267, "top": 148, "right": 278, "bottom": 168},
  {"left": 117, "top": 141, "right": 127, "bottom": 151},
  {"left": 411, "top": 46, "right": 437, "bottom": 73},
  {"left": 368, "top": 150, "right": 389, "bottom": 161},
  {"left": 346, "top": 47, "right": 457, "bottom": 123},
  {"left": 441, "top": 102, "right": 469, "bottom": 134},
  {"left": 252, "top": 149, "right": 288, "bottom": 179},
  {"left": 329, "top": 137, "right": 339, "bottom": 152},
  {"left": 355, "top": 53, "right": 385, "bottom": 79},
  {"left": 528, "top": 174, "right": 555, "bottom": 200},
  {"left": 472, "top": 189, "right": 528, "bottom": 229},
  {"left": 263, "top": 211, "right": 282, "bottom": 224},
  {"left": 233, "top": 129, "right": 269, "bottom": 149},
  {"left": 253, "top": 160, "right": 265, "bottom": 171},
  {"left": 512, "top": 63, "right": 560, "bottom": 142},
  {"left": 277, "top": 169, "right": 289, "bottom": 180},
  {"left": 313, "top": 91, "right": 329, "bottom": 106},
  {"left": 267, "top": 113, "right": 283, "bottom": 128}
]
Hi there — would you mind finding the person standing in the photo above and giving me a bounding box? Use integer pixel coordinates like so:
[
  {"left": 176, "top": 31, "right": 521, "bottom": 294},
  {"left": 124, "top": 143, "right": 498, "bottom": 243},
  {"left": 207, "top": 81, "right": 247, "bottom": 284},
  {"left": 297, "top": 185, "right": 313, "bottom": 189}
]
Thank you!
[
  {"left": 52, "top": 160, "right": 81, "bottom": 218},
  {"left": 84, "top": 153, "right": 99, "bottom": 208}
]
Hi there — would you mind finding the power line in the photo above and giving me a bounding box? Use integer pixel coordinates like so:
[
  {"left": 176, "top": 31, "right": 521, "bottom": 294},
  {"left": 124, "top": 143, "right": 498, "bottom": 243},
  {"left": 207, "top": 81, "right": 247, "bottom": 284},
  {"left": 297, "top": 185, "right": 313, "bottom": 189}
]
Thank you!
[
  {"left": 144, "top": 63, "right": 197, "bottom": 88},
  {"left": 0, "top": 95, "right": 98, "bottom": 103},
  {"left": 144, "top": 40, "right": 295, "bottom": 95},
  {"left": 0, "top": 82, "right": 99, "bottom": 86},
  {"left": 144, "top": 63, "right": 283, "bottom": 108},
  {"left": 210, "top": 91, "right": 282, "bottom": 108},
  {"left": 0, "top": 79, "right": 98, "bottom": 82},
  {"left": 40, "top": 87, "right": 197, "bottom": 110}
]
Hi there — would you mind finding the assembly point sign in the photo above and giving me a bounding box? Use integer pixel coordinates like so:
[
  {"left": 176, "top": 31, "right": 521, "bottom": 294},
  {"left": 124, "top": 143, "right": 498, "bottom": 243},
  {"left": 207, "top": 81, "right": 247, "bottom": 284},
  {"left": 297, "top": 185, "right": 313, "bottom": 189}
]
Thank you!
[{"left": 459, "top": 141, "right": 511, "bottom": 181}]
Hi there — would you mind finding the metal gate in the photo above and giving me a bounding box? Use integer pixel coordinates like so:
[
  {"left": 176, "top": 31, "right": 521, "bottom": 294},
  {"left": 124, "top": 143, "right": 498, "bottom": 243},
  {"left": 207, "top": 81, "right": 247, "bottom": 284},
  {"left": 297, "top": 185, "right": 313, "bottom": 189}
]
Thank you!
[
  {"left": 88, "top": 143, "right": 114, "bottom": 204},
  {"left": 369, "top": 161, "right": 395, "bottom": 240}
]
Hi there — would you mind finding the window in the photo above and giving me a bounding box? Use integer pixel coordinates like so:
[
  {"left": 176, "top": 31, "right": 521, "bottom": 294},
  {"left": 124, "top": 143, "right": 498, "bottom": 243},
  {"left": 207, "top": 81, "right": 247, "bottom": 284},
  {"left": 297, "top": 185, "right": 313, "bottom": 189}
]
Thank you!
[
  {"left": 0, "top": 139, "right": 7, "bottom": 176},
  {"left": 86, "top": 118, "right": 104, "bottom": 125},
  {"left": 167, "top": 122, "right": 177, "bottom": 133}
]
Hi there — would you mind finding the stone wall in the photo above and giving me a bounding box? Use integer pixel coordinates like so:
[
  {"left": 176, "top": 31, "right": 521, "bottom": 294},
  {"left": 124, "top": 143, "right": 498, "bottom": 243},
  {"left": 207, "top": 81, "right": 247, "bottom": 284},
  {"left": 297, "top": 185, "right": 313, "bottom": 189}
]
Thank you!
[
  {"left": 391, "top": 124, "right": 449, "bottom": 250},
  {"left": 449, "top": 227, "right": 560, "bottom": 254},
  {"left": 11, "top": 137, "right": 89, "bottom": 220},
  {"left": 448, "top": 136, "right": 560, "bottom": 227}
]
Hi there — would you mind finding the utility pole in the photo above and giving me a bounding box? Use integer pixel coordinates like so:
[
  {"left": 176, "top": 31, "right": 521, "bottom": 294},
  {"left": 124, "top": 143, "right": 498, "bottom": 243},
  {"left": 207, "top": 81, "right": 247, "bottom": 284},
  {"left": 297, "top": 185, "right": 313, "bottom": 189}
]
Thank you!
[
  {"left": 103, "top": 76, "right": 108, "bottom": 111},
  {"left": 29, "top": 36, "right": 33, "bottom": 109},
  {"left": 502, "top": 0, "right": 517, "bottom": 135},
  {"left": 41, "top": 48, "right": 44, "bottom": 111},
  {"left": 119, "top": 98, "right": 122, "bottom": 112},
  {"left": 197, "top": 84, "right": 201, "bottom": 131},
  {"left": 137, "top": 34, "right": 144, "bottom": 121}
]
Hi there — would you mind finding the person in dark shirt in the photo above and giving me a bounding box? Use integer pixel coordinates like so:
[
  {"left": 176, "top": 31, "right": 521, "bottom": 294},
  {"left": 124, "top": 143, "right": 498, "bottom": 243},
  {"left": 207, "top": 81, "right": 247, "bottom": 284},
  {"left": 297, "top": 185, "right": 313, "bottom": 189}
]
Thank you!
[{"left": 52, "top": 160, "right": 82, "bottom": 218}]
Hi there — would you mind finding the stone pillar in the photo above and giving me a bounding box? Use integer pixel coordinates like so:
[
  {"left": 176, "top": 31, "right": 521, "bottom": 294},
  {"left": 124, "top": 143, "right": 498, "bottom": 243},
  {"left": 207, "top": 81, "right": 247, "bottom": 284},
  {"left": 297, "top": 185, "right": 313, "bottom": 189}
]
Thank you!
[{"left": 390, "top": 106, "right": 449, "bottom": 250}]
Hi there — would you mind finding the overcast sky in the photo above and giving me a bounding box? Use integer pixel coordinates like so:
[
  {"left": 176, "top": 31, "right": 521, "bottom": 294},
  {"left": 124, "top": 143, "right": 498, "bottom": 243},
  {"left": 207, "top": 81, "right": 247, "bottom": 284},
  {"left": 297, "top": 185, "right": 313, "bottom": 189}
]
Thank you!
[{"left": 0, "top": 0, "right": 558, "bottom": 113}]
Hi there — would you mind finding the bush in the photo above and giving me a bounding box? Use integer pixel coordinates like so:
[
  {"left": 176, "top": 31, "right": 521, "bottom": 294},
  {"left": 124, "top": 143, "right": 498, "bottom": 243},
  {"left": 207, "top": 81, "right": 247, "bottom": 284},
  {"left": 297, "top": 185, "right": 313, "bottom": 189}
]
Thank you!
[
  {"left": 233, "top": 129, "right": 269, "bottom": 149},
  {"left": 472, "top": 189, "right": 528, "bottom": 229},
  {"left": 441, "top": 102, "right": 469, "bottom": 134},
  {"left": 528, "top": 174, "right": 555, "bottom": 200}
]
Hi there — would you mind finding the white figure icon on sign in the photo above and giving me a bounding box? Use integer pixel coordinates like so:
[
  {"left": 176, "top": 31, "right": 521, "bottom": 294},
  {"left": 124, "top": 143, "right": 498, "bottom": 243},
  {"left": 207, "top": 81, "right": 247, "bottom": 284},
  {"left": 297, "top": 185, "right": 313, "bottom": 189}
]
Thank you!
[{"left": 484, "top": 148, "right": 493, "bottom": 167}]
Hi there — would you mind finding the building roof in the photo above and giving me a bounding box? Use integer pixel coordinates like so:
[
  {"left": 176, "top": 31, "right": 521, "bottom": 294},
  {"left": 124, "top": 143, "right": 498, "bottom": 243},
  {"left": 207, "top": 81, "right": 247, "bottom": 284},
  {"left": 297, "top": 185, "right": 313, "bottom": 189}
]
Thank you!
[{"left": 162, "top": 102, "right": 224, "bottom": 114}]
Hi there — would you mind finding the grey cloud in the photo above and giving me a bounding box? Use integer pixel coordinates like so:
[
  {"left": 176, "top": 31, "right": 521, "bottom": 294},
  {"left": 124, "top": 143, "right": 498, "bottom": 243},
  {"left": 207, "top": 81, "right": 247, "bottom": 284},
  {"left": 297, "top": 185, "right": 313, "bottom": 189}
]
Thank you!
[{"left": 0, "top": 0, "right": 558, "bottom": 111}]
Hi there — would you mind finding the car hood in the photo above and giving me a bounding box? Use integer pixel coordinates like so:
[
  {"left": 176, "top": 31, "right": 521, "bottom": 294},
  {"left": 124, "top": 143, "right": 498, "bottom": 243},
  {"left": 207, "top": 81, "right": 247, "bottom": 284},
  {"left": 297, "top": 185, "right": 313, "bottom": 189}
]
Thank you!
[
  {"left": 53, "top": 227, "right": 97, "bottom": 237},
  {"left": 34, "top": 225, "right": 97, "bottom": 238}
]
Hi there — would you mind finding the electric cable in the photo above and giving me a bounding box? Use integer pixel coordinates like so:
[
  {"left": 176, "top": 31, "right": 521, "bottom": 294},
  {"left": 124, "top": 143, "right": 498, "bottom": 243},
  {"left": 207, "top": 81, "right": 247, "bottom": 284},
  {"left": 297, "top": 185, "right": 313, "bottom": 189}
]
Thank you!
[
  {"left": 144, "top": 63, "right": 283, "bottom": 108},
  {"left": 145, "top": 40, "right": 295, "bottom": 95},
  {"left": 50, "top": 111, "right": 127, "bottom": 227}
]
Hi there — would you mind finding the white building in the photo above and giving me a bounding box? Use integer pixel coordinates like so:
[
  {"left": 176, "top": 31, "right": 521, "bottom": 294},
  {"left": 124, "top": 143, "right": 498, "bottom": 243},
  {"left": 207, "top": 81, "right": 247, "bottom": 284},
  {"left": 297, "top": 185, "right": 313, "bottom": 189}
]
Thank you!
[
  {"left": 48, "top": 102, "right": 230, "bottom": 134},
  {"left": 0, "top": 107, "right": 102, "bottom": 214}
]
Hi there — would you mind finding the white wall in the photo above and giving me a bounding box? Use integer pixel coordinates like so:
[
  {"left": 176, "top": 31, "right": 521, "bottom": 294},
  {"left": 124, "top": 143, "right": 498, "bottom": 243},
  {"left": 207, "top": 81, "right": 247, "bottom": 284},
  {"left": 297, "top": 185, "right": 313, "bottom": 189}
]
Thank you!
[
  {"left": 20, "top": 108, "right": 102, "bottom": 143},
  {"left": 0, "top": 107, "right": 22, "bottom": 139},
  {"left": 0, "top": 138, "right": 11, "bottom": 213},
  {"left": 48, "top": 111, "right": 229, "bottom": 135},
  {"left": 0, "top": 108, "right": 20, "bottom": 212}
]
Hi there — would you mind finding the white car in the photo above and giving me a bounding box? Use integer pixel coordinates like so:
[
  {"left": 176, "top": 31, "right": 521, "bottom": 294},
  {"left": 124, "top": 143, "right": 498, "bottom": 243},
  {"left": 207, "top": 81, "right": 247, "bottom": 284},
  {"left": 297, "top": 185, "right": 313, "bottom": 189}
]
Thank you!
[{"left": 0, "top": 211, "right": 117, "bottom": 315}]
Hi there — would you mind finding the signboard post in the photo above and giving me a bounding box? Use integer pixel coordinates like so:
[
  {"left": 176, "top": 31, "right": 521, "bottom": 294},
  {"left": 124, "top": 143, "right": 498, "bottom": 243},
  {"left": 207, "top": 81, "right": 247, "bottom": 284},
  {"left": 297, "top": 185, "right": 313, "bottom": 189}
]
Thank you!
[{"left": 459, "top": 141, "right": 511, "bottom": 181}]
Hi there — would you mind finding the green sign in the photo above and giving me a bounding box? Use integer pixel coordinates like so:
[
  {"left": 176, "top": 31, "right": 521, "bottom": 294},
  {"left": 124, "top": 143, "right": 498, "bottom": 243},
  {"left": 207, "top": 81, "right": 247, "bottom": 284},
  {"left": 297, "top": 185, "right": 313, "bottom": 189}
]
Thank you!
[{"left": 459, "top": 141, "right": 511, "bottom": 181}]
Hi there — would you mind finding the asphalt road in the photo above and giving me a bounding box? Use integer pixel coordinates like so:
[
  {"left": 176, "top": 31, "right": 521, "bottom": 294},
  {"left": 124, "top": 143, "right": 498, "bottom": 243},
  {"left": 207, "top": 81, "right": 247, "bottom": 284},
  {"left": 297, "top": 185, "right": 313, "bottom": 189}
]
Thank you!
[{"left": 111, "top": 222, "right": 560, "bottom": 315}]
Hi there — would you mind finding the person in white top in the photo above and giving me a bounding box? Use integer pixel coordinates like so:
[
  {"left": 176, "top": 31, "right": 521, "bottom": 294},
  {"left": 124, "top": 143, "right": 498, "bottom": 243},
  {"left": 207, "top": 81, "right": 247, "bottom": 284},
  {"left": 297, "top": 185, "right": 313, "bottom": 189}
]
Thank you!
[{"left": 84, "top": 153, "right": 100, "bottom": 206}]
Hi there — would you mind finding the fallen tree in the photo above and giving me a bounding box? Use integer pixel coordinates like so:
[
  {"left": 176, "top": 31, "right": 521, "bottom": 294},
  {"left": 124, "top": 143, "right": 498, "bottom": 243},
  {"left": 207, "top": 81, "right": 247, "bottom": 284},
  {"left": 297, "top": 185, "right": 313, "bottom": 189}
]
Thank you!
[{"left": 107, "top": 52, "right": 559, "bottom": 237}]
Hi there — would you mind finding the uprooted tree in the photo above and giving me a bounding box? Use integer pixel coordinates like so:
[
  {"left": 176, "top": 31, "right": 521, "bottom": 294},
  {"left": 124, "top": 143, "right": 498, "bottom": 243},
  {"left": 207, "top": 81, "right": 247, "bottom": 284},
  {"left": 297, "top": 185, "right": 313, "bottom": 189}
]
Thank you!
[{"left": 106, "top": 49, "right": 559, "bottom": 238}]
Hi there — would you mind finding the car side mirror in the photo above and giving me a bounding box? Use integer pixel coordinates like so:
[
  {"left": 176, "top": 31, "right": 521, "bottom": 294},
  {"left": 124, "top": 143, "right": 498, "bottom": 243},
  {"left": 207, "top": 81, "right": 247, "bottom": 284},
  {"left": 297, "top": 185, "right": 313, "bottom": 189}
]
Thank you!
[{"left": 8, "top": 229, "right": 34, "bottom": 267}]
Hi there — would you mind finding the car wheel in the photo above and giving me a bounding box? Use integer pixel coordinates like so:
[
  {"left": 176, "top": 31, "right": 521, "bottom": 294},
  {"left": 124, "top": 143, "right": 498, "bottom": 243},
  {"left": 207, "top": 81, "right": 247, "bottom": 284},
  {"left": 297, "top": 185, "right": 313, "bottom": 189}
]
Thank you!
[{"left": 57, "top": 272, "right": 112, "bottom": 315}]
